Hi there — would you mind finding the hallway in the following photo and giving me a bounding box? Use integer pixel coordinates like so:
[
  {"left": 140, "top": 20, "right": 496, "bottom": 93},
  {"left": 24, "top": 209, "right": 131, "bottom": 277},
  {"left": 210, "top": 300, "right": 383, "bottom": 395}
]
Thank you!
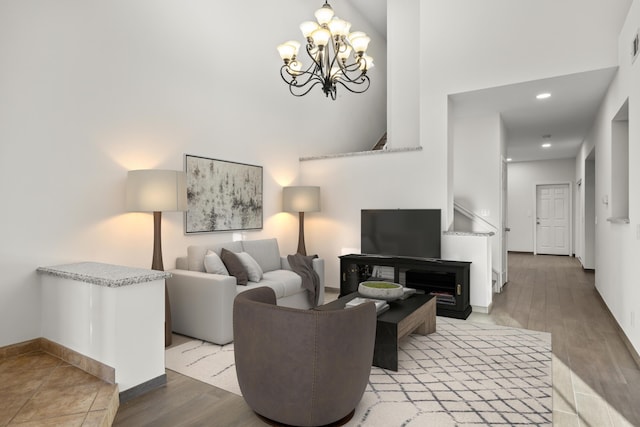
[{"left": 473, "top": 253, "right": 640, "bottom": 426}]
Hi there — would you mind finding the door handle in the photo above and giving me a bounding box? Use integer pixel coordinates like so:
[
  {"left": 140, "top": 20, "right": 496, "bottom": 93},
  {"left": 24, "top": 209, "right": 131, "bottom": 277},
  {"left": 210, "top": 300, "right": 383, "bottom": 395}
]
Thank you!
[{"left": 505, "top": 227, "right": 511, "bottom": 232}]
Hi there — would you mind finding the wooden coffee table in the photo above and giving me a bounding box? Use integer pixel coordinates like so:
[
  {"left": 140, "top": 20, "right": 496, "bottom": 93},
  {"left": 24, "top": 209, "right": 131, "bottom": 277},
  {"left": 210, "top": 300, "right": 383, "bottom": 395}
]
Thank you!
[{"left": 317, "top": 293, "right": 436, "bottom": 371}]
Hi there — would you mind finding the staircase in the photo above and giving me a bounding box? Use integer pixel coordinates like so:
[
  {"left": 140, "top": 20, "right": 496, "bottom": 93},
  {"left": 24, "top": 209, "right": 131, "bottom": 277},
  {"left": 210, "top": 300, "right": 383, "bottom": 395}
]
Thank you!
[
  {"left": 371, "top": 132, "right": 387, "bottom": 150},
  {"left": 453, "top": 201, "right": 498, "bottom": 234},
  {"left": 452, "top": 201, "right": 505, "bottom": 294}
]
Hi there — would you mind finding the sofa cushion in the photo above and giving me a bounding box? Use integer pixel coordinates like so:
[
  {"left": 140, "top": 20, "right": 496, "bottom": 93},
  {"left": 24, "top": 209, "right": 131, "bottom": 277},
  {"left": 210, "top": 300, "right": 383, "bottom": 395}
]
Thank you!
[
  {"left": 187, "top": 241, "right": 243, "bottom": 272},
  {"left": 262, "top": 270, "right": 303, "bottom": 297},
  {"left": 221, "top": 248, "right": 248, "bottom": 285},
  {"left": 239, "top": 281, "right": 285, "bottom": 299},
  {"left": 236, "top": 252, "right": 263, "bottom": 282},
  {"left": 241, "top": 238, "right": 281, "bottom": 273},
  {"left": 204, "top": 250, "right": 229, "bottom": 275}
]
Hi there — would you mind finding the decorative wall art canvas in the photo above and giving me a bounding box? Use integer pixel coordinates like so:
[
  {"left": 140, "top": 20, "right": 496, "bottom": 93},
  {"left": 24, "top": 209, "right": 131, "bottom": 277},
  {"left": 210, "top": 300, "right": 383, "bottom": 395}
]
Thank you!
[{"left": 185, "top": 155, "right": 263, "bottom": 233}]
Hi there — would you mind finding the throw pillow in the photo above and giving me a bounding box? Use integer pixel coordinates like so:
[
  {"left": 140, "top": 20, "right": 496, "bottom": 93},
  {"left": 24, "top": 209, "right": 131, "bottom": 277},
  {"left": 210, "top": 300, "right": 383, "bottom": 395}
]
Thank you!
[
  {"left": 235, "top": 252, "right": 264, "bottom": 282},
  {"left": 203, "top": 250, "right": 229, "bottom": 275},
  {"left": 220, "top": 248, "right": 249, "bottom": 286}
]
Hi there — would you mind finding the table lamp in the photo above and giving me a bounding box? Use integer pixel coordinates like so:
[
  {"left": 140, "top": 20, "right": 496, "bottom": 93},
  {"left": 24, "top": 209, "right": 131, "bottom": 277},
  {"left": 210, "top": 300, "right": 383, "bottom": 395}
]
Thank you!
[
  {"left": 126, "top": 169, "right": 187, "bottom": 347},
  {"left": 283, "top": 186, "right": 320, "bottom": 256}
]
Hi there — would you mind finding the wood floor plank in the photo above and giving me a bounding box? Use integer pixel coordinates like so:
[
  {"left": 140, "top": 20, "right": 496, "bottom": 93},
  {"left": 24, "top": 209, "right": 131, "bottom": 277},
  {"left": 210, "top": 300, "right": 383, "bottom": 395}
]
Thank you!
[{"left": 114, "top": 370, "right": 264, "bottom": 427}]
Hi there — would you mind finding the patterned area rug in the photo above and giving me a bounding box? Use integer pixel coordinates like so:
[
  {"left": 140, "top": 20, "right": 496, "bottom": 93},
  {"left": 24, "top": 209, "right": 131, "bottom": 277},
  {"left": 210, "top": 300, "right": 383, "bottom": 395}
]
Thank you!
[{"left": 165, "top": 317, "right": 552, "bottom": 426}]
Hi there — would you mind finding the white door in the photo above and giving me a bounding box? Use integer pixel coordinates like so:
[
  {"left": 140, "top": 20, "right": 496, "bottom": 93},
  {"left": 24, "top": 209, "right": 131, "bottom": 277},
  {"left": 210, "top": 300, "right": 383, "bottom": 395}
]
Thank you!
[{"left": 536, "top": 184, "right": 570, "bottom": 255}]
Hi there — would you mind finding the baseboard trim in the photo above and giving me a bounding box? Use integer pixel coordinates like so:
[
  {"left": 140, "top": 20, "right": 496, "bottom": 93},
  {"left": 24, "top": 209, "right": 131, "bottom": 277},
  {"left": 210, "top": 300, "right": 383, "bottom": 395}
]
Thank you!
[
  {"left": 119, "top": 374, "right": 167, "bottom": 403},
  {"left": 40, "top": 338, "right": 115, "bottom": 384},
  {"left": 594, "top": 289, "right": 640, "bottom": 369},
  {"left": 471, "top": 302, "right": 493, "bottom": 314}
]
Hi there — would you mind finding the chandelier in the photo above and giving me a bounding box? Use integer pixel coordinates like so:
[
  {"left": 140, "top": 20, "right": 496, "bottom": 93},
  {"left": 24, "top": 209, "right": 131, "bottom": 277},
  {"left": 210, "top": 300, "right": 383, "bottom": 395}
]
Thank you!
[{"left": 277, "top": 1, "right": 374, "bottom": 100}]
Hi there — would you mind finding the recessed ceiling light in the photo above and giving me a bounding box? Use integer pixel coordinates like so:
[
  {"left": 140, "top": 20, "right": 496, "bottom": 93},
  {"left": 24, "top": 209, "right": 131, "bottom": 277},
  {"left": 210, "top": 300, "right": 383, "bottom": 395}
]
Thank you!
[
  {"left": 506, "top": 158, "right": 513, "bottom": 162},
  {"left": 541, "top": 143, "right": 552, "bottom": 148},
  {"left": 536, "top": 93, "right": 551, "bottom": 99}
]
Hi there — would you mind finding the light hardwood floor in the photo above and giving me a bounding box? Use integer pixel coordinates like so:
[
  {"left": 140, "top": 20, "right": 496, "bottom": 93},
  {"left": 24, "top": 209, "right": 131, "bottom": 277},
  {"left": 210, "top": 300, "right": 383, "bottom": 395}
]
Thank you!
[
  {"left": 113, "top": 253, "right": 640, "bottom": 426},
  {"left": 469, "top": 253, "right": 640, "bottom": 426}
]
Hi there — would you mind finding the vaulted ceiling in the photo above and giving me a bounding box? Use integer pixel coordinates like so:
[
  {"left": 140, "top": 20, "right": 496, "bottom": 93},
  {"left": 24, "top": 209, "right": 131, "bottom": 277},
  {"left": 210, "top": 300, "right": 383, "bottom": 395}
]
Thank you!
[{"left": 344, "top": 0, "right": 629, "bottom": 162}]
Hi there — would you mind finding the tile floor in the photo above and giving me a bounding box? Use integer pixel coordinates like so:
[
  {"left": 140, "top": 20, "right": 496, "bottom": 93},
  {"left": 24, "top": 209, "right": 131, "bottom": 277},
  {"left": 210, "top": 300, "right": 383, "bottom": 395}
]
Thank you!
[{"left": 0, "top": 350, "right": 118, "bottom": 427}]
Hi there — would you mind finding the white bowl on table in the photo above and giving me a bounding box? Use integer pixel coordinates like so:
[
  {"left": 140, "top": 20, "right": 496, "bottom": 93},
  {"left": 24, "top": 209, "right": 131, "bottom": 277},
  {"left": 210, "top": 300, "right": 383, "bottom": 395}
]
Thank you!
[{"left": 358, "top": 281, "right": 404, "bottom": 301}]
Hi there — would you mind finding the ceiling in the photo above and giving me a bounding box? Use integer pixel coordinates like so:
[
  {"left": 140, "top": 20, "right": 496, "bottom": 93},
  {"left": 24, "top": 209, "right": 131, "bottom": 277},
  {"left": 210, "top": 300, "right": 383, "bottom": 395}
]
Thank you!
[
  {"left": 450, "top": 68, "right": 618, "bottom": 162},
  {"left": 344, "top": 0, "right": 619, "bottom": 163}
]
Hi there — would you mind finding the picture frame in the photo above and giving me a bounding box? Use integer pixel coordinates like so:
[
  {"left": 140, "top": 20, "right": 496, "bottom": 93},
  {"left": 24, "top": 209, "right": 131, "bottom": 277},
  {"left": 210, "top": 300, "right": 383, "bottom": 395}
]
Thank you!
[{"left": 184, "top": 154, "right": 263, "bottom": 233}]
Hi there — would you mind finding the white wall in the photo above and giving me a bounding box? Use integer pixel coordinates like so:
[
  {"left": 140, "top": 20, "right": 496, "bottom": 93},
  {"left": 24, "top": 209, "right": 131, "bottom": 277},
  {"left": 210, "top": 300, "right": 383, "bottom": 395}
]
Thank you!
[
  {"left": 0, "top": 1, "right": 387, "bottom": 347},
  {"left": 301, "top": 0, "right": 630, "bottom": 283},
  {"left": 419, "top": 0, "right": 630, "bottom": 229},
  {"left": 507, "top": 159, "right": 577, "bottom": 252},
  {"left": 442, "top": 234, "right": 493, "bottom": 312},
  {"left": 574, "top": 0, "right": 640, "bottom": 355},
  {"left": 299, "top": 149, "right": 439, "bottom": 288},
  {"left": 387, "top": 0, "right": 420, "bottom": 149},
  {"left": 452, "top": 113, "right": 504, "bottom": 283},
  {"left": 453, "top": 114, "right": 502, "bottom": 226}
]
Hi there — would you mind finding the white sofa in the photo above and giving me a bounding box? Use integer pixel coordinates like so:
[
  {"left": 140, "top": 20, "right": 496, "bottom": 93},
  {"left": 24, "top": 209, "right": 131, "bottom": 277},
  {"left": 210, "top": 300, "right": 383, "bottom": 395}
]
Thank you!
[{"left": 167, "top": 238, "right": 325, "bottom": 345}]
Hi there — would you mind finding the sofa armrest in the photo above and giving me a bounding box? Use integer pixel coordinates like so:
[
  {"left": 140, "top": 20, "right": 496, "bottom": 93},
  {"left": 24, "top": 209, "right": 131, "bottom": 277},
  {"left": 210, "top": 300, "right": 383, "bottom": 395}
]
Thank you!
[
  {"left": 176, "top": 256, "right": 189, "bottom": 271},
  {"left": 166, "top": 269, "right": 237, "bottom": 345},
  {"left": 313, "top": 258, "right": 325, "bottom": 305},
  {"left": 280, "top": 256, "right": 326, "bottom": 306}
]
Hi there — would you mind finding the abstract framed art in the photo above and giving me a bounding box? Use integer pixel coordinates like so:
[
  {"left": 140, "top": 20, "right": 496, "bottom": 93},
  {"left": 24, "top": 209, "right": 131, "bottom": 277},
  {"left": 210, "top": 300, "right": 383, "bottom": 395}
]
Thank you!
[{"left": 184, "top": 154, "right": 263, "bottom": 233}]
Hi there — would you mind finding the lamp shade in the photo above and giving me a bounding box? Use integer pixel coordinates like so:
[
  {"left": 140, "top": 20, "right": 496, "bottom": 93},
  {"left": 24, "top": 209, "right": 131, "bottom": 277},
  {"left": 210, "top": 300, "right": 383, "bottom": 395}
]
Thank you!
[
  {"left": 283, "top": 186, "right": 320, "bottom": 213},
  {"left": 126, "top": 169, "right": 187, "bottom": 212}
]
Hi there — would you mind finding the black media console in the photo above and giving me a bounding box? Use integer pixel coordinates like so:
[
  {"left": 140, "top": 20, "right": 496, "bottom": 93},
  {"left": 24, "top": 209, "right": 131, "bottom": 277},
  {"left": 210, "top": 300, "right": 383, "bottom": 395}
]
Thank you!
[{"left": 339, "top": 254, "right": 472, "bottom": 319}]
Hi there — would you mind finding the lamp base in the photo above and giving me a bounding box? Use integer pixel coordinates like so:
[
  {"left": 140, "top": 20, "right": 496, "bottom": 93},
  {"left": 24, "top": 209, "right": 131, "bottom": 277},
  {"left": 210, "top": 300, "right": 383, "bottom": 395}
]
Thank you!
[
  {"left": 297, "top": 211, "right": 307, "bottom": 256},
  {"left": 152, "top": 211, "right": 172, "bottom": 348}
]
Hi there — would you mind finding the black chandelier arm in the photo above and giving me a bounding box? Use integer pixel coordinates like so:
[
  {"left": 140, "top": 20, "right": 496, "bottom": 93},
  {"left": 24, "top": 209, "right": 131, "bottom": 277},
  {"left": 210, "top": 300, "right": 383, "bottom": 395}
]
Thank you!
[
  {"left": 334, "top": 74, "right": 371, "bottom": 94},
  {"left": 338, "top": 60, "right": 363, "bottom": 73},
  {"left": 289, "top": 80, "right": 324, "bottom": 97},
  {"left": 334, "top": 68, "right": 369, "bottom": 85},
  {"left": 280, "top": 65, "right": 327, "bottom": 97},
  {"left": 327, "top": 42, "right": 342, "bottom": 71},
  {"left": 280, "top": 64, "right": 326, "bottom": 86},
  {"left": 305, "top": 44, "right": 326, "bottom": 75}
]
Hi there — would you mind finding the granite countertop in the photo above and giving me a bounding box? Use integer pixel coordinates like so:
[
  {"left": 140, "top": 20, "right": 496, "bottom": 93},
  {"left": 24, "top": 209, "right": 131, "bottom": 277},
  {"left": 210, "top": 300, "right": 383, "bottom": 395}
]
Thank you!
[
  {"left": 606, "top": 217, "right": 630, "bottom": 224},
  {"left": 37, "top": 262, "right": 171, "bottom": 288},
  {"left": 444, "top": 230, "right": 495, "bottom": 237},
  {"left": 300, "top": 146, "right": 422, "bottom": 161}
]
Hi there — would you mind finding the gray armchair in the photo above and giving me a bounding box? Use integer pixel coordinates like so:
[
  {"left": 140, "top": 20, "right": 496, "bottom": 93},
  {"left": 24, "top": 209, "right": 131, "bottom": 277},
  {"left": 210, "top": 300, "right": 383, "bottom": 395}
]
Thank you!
[{"left": 233, "top": 287, "right": 376, "bottom": 426}]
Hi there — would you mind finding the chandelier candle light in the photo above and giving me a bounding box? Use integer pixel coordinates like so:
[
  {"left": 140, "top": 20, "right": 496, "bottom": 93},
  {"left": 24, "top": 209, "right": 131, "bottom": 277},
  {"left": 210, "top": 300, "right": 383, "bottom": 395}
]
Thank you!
[{"left": 277, "top": 1, "right": 373, "bottom": 100}]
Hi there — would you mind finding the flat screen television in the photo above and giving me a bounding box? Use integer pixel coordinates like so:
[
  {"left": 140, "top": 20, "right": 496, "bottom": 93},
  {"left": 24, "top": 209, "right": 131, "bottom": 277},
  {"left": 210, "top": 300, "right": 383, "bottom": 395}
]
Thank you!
[{"left": 361, "top": 209, "right": 441, "bottom": 259}]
